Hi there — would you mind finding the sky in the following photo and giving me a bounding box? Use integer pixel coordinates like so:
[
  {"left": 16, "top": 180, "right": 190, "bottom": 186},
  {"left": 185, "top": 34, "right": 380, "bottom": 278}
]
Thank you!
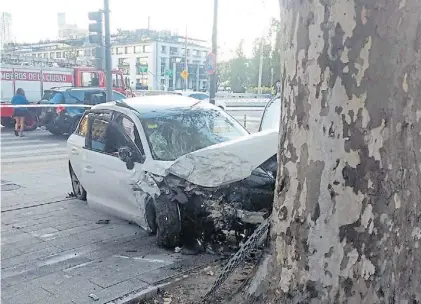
[{"left": 1, "top": 0, "right": 279, "bottom": 60}]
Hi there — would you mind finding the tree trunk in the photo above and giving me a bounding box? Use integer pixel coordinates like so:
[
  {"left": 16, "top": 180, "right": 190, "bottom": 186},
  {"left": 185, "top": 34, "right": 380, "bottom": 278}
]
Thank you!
[{"left": 241, "top": 0, "right": 421, "bottom": 303}]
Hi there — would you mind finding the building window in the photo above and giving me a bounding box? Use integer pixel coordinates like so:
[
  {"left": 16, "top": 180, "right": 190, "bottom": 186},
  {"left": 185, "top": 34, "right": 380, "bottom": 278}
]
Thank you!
[
  {"left": 116, "top": 47, "right": 123, "bottom": 54},
  {"left": 125, "top": 46, "right": 133, "bottom": 54},
  {"left": 170, "top": 47, "right": 178, "bottom": 55},
  {"left": 143, "top": 45, "right": 151, "bottom": 53},
  {"left": 118, "top": 58, "right": 129, "bottom": 65},
  {"left": 56, "top": 52, "right": 62, "bottom": 58},
  {"left": 50, "top": 53, "right": 55, "bottom": 59},
  {"left": 202, "top": 51, "right": 207, "bottom": 57},
  {"left": 111, "top": 48, "right": 114, "bottom": 55},
  {"left": 161, "top": 45, "right": 166, "bottom": 53},
  {"left": 134, "top": 46, "right": 142, "bottom": 53}
]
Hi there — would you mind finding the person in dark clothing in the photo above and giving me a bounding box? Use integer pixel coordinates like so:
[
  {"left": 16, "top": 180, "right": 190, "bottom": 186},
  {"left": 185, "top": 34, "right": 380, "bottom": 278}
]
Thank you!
[{"left": 11, "top": 88, "right": 30, "bottom": 137}]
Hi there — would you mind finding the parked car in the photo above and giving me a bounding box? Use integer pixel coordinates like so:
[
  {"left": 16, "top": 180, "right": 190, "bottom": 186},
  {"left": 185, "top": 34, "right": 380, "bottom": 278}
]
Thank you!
[
  {"left": 67, "top": 95, "right": 277, "bottom": 250},
  {"left": 174, "top": 90, "right": 227, "bottom": 110},
  {"left": 256, "top": 95, "right": 281, "bottom": 178},
  {"left": 39, "top": 87, "right": 127, "bottom": 135},
  {"left": 258, "top": 96, "right": 281, "bottom": 132}
]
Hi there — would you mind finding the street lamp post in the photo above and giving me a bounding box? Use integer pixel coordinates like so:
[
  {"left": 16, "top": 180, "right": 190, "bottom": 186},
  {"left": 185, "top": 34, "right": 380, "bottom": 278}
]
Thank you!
[
  {"left": 103, "top": 0, "right": 113, "bottom": 101},
  {"left": 209, "top": 0, "right": 218, "bottom": 104}
]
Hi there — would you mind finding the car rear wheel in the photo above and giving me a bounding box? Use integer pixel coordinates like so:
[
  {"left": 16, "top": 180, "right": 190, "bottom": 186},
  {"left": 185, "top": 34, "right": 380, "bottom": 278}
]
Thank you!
[
  {"left": 49, "top": 129, "right": 64, "bottom": 136},
  {"left": 1, "top": 117, "right": 15, "bottom": 128},
  {"left": 70, "top": 168, "right": 87, "bottom": 201},
  {"left": 155, "top": 196, "right": 181, "bottom": 249}
]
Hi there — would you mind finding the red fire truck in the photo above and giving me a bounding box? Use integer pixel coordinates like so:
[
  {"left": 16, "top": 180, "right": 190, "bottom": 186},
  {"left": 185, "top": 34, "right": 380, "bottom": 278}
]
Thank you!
[{"left": 0, "top": 64, "right": 134, "bottom": 129}]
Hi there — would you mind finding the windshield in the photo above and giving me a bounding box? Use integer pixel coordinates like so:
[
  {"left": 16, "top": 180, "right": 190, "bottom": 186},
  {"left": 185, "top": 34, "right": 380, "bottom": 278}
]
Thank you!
[
  {"left": 139, "top": 107, "right": 248, "bottom": 161},
  {"left": 260, "top": 97, "right": 281, "bottom": 131}
]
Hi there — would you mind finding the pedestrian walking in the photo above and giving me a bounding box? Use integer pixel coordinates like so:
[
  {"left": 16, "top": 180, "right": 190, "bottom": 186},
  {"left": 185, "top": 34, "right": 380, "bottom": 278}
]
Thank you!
[{"left": 11, "top": 88, "right": 30, "bottom": 137}]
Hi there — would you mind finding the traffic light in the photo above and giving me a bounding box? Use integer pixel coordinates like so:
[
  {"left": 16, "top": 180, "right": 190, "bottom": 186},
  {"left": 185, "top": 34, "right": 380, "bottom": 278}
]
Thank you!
[
  {"left": 88, "top": 11, "right": 104, "bottom": 69},
  {"left": 88, "top": 11, "right": 103, "bottom": 45}
]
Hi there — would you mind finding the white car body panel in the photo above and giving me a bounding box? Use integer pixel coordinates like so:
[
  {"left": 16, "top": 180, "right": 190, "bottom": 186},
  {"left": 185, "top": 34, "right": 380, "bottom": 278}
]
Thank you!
[{"left": 166, "top": 129, "right": 278, "bottom": 188}]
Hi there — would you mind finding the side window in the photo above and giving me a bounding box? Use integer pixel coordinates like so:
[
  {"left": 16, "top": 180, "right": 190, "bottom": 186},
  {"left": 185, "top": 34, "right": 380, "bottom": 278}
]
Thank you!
[
  {"left": 81, "top": 72, "right": 99, "bottom": 87},
  {"left": 76, "top": 114, "right": 89, "bottom": 136},
  {"left": 90, "top": 92, "right": 106, "bottom": 105},
  {"left": 90, "top": 115, "right": 110, "bottom": 152},
  {"left": 115, "top": 114, "right": 145, "bottom": 156},
  {"left": 112, "top": 91, "right": 126, "bottom": 101}
]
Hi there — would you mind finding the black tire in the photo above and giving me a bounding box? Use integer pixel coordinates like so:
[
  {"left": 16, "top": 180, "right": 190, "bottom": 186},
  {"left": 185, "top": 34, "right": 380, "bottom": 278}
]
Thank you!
[
  {"left": 24, "top": 120, "right": 38, "bottom": 131},
  {"left": 1, "top": 117, "right": 15, "bottom": 128},
  {"left": 70, "top": 166, "right": 87, "bottom": 201},
  {"left": 145, "top": 197, "right": 157, "bottom": 234},
  {"left": 155, "top": 196, "right": 181, "bottom": 249},
  {"left": 48, "top": 129, "right": 64, "bottom": 136}
]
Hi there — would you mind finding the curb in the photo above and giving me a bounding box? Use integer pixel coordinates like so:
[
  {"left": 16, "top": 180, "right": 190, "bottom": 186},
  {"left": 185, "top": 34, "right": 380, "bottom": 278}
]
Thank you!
[
  {"left": 106, "top": 261, "right": 222, "bottom": 304},
  {"left": 115, "top": 275, "right": 190, "bottom": 304}
]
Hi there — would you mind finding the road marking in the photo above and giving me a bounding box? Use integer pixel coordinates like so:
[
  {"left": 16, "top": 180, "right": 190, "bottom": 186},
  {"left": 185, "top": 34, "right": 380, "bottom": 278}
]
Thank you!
[
  {"left": 0, "top": 139, "right": 46, "bottom": 145},
  {"left": 1, "top": 147, "right": 67, "bottom": 157},
  {"left": 1, "top": 153, "right": 68, "bottom": 164},
  {"left": 1, "top": 143, "right": 61, "bottom": 151}
]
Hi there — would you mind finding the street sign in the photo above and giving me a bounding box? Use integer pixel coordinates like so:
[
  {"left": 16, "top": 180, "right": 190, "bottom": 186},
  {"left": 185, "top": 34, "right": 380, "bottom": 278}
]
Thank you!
[
  {"left": 181, "top": 70, "right": 189, "bottom": 80},
  {"left": 205, "top": 52, "right": 217, "bottom": 75},
  {"left": 164, "top": 69, "right": 173, "bottom": 77}
]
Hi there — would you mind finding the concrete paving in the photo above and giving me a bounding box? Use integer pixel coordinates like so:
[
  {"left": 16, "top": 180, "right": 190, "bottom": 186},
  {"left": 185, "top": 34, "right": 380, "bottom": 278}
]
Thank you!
[{"left": 1, "top": 128, "right": 217, "bottom": 304}]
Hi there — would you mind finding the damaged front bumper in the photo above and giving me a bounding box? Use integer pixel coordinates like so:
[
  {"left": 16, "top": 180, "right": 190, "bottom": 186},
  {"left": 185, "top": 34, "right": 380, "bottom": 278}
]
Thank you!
[{"left": 160, "top": 162, "right": 276, "bottom": 251}]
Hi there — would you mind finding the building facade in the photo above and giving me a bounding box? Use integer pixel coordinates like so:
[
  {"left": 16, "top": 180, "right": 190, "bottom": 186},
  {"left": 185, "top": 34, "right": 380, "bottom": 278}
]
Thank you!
[
  {"left": 111, "top": 38, "right": 210, "bottom": 91},
  {"left": 0, "top": 12, "right": 13, "bottom": 47},
  {"left": 1, "top": 29, "right": 211, "bottom": 91}
]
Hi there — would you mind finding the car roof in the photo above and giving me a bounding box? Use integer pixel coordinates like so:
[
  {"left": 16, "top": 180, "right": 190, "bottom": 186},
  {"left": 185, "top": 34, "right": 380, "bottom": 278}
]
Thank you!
[
  {"left": 92, "top": 94, "right": 210, "bottom": 114},
  {"left": 46, "top": 87, "right": 113, "bottom": 92}
]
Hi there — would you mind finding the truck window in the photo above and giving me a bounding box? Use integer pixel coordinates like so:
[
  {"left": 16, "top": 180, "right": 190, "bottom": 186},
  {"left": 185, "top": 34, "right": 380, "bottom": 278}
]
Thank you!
[
  {"left": 81, "top": 72, "right": 100, "bottom": 87},
  {"left": 113, "top": 73, "right": 124, "bottom": 88}
]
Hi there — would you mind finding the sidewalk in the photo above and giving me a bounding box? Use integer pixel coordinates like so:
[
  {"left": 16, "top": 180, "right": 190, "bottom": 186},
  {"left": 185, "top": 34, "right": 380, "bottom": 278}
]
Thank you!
[{"left": 1, "top": 198, "right": 217, "bottom": 304}]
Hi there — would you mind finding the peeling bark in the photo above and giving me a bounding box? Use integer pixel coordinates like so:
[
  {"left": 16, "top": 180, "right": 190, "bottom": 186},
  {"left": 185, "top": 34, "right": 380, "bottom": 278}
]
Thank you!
[{"left": 240, "top": 0, "right": 421, "bottom": 303}]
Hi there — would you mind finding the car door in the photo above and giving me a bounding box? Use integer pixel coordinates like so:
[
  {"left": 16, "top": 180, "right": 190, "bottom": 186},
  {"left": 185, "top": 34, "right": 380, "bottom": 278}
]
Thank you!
[
  {"left": 258, "top": 97, "right": 281, "bottom": 132},
  {"left": 79, "top": 111, "right": 150, "bottom": 229},
  {"left": 67, "top": 111, "right": 90, "bottom": 179}
]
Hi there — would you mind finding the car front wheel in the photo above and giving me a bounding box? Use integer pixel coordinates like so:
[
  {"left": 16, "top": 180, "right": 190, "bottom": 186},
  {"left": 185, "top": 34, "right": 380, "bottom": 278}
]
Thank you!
[
  {"left": 155, "top": 196, "right": 181, "bottom": 249},
  {"left": 70, "top": 167, "right": 87, "bottom": 201}
]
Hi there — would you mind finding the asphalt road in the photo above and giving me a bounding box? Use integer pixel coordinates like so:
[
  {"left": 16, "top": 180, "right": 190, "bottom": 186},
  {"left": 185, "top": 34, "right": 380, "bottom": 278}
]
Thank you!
[{"left": 0, "top": 107, "right": 262, "bottom": 304}]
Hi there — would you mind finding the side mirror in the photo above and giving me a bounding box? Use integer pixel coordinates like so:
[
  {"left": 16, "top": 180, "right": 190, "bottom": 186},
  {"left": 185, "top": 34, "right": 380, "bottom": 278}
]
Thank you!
[{"left": 118, "top": 146, "right": 135, "bottom": 170}]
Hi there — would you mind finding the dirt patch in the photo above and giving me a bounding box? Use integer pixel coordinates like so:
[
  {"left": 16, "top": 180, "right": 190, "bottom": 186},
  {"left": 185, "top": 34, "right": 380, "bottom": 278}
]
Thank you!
[{"left": 138, "top": 256, "right": 260, "bottom": 304}]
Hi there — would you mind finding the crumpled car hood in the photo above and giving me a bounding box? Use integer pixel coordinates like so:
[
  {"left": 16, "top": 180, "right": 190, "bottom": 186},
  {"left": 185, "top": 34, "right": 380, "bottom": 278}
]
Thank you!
[{"left": 166, "top": 129, "right": 279, "bottom": 188}]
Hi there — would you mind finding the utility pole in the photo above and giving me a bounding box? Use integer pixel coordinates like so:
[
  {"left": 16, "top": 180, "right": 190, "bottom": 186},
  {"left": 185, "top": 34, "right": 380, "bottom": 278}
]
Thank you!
[
  {"left": 257, "top": 37, "right": 263, "bottom": 94},
  {"left": 184, "top": 25, "right": 188, "bottom": 91},
  {"left": 209, "top": 0, "right": 218, "bottom": 104},
  {"left": 103, "top": 0, "right": 113, "bottom": 101}
]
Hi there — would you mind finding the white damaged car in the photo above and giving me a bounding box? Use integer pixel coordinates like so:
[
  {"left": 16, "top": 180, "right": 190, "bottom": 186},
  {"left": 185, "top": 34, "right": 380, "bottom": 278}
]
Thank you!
[{"left": 67, "top": 95, "right": 277, "bottom": 250}]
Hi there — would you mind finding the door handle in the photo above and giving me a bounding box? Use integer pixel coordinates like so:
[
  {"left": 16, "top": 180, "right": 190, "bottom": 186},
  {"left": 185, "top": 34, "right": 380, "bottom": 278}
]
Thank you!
[
  {"left": 84, "top": 166, "right": 95, "bottom": 173},
  {"left": 70, "top": 147, "right": 79, "bottom": 155}
]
